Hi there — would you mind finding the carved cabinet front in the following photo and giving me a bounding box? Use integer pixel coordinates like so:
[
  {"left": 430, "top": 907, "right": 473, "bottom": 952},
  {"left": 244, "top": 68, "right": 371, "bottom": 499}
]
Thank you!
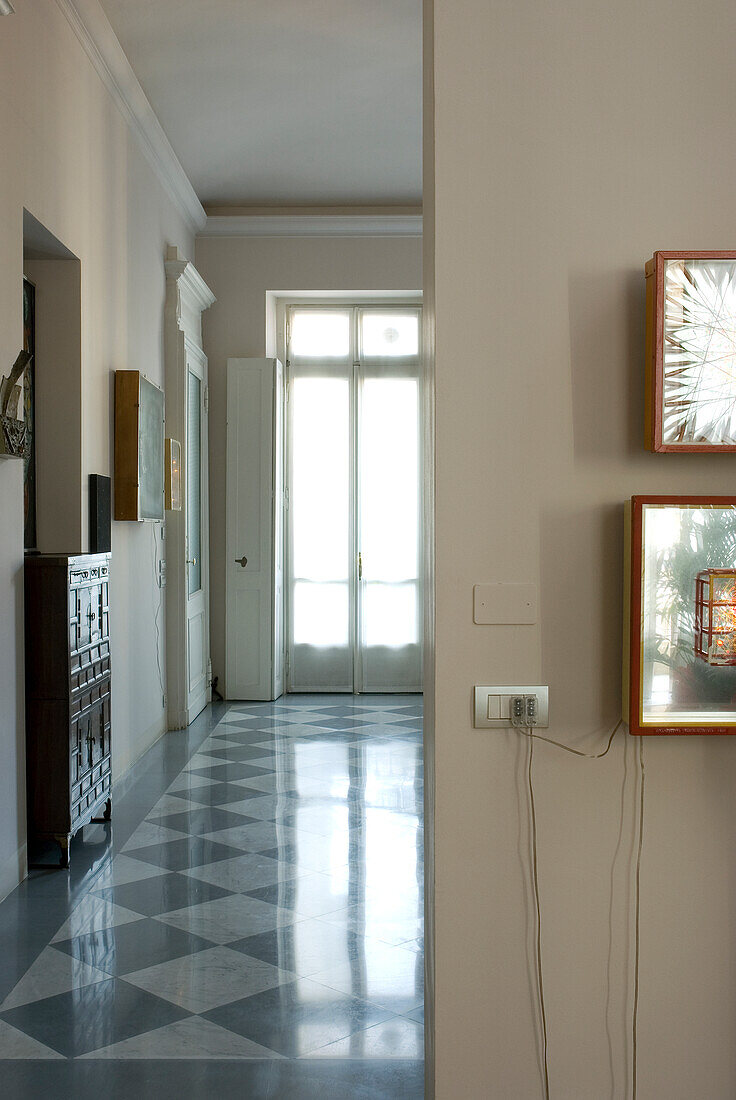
[{"left": 25, "top": 554, "right": 112, "bottom": 866}]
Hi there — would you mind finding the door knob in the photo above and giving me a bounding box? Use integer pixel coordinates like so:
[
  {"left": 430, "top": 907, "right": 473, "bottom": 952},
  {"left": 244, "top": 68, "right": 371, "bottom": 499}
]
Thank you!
[
  {"left": 235, "top": 556, "right": 248, "bottom": 568},
  {"left": 187, "top": 557, "right": 197, "bottom": 566}
]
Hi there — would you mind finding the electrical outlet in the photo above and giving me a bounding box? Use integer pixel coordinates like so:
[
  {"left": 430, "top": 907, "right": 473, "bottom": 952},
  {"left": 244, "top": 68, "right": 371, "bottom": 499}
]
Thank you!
[
  {"left": 473, "top": 686, "right": 549, "bottom": 728},
  {"left": 510, "top": 695, "right": 526, "bottom": 727}
]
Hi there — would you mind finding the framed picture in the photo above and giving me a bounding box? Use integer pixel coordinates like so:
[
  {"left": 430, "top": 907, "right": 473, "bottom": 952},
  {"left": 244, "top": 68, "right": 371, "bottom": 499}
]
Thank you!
[
  {"left": 114, "top": 370, "right": 165, "bottom": 521},
  {"left": 645, "top": 251, "right": 736, "bottom": 451},
  {"left": 625, "top": 496, "right": 736, "bottom": 734}
]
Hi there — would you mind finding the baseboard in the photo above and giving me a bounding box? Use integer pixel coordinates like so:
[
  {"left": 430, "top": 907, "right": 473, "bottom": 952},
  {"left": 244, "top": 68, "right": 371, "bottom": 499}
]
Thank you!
[
  {"left": 112, "top": 715, "right": 167, "bottom": 801},
  {"left": 0, "top": 841, "right": 27, "bottom": 905}
]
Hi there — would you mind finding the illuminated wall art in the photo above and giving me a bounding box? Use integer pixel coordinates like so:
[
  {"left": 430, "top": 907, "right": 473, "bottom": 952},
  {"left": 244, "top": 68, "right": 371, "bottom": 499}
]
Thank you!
[
  {"left": 645, "top": 251, "right": 736, "bottom": 451},
  {"left": 625, "top": 496, "right": 736, "bottom": 734}
]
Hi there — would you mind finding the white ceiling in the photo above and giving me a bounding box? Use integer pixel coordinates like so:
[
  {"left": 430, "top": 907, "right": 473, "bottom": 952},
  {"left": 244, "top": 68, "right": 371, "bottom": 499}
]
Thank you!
[{"left": 98, "top": 0, "right": 422, "bottom": 208}]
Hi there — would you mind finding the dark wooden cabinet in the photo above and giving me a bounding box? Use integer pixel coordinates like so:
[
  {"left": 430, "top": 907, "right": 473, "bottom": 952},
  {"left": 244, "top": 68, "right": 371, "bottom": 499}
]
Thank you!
[{"left": 25, "top": 553, "right": 112, "bottom": 866}]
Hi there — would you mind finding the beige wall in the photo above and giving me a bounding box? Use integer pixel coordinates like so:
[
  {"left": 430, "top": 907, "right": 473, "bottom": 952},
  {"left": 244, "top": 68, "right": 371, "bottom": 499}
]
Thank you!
[
  {"left": 195, "top": 234, "right": 422, "bottom": 693},
  {"left": 428, "top": 0, "right": 736, "bottom": 1096},
  {"left": 0, "top": 0, "right": 193, "bottom": 899}
]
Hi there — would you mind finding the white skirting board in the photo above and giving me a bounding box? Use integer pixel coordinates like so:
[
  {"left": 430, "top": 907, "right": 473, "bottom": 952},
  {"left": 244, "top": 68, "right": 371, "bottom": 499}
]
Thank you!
[{"left": 0, "top": 842, "right": 27, "bottom": 906}]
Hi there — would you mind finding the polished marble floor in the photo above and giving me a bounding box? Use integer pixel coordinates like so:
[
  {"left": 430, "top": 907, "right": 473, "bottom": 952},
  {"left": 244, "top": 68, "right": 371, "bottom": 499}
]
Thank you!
[{"left": 0, "top": 696, "right": 424, "bottom": 1098}]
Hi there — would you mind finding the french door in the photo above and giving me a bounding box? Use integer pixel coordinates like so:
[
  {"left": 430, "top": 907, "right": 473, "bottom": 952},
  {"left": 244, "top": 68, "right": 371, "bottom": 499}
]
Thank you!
[{"left": 286, "top": 305, "right": 422, "bottom": 693}]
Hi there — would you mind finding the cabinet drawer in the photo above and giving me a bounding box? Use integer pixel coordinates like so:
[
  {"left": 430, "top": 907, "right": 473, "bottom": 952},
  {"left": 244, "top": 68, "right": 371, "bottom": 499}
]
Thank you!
[{"left": 70, "top": 655, "right": 111, "bottom": 702}]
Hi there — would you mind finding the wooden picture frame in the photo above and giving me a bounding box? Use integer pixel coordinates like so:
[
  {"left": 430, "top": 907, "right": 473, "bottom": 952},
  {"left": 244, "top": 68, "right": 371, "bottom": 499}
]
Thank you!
[
  {"left": 645, "top": 250, "right": 736, "bottom": 451},
  {"left": 114, "top": 370, "right": 164, "bottom": 521},
  {"left": 625, "top": 495, "right": 736, "bottom": 735}
]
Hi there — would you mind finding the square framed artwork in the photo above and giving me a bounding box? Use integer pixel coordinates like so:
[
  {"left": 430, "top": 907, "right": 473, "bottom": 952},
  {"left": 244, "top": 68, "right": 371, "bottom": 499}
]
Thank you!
[
  {"left": 645, "top": 251, "right": 736, "bottom": 451},
  {"left": 625, "top": 496, "right": 736, "bottom": 735}
]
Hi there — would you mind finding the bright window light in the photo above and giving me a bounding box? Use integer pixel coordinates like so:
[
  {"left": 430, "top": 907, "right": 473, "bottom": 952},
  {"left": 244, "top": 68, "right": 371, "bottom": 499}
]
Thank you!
[
  {"left": 362, "top": 312, "right": 419, "bottom": 357},
  {"left": 364, "top": 583, "right": 417, "bottom": 647},
  {"left": 293, "top": 581, "right": 349, "bottom": 646},
  {"left": 360, "top": 379, "right": 418, "bottom": 581},
  {"left": 291, "top": 312, "right": 350, "bottom": 357},
  {"left": 292, "top": 378, "right": 349, "bottom": 581}
]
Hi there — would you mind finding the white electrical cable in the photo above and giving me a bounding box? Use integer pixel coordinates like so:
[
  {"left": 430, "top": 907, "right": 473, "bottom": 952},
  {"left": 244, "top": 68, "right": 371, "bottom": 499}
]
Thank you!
[
  {"left": 605, "top": 732, "right": 629, "bottom": 1100},
  {"left": 518, "top": 718, "right": 631, "bottom": 1100},
  {"left": 632, "top": 736, "right": 645, "bottom": 1100},
  {"left": 151, "top": 523, "right": 165, "bottom": 698},
  {"left": 527, "top": 727, "right": 551, "bottom": 1100}
]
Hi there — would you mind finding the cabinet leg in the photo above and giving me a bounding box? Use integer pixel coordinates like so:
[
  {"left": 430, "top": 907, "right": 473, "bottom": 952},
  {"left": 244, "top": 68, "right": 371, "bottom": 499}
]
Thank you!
[{"left": 56, "top": 836, "right": 70, "bottom": 869}]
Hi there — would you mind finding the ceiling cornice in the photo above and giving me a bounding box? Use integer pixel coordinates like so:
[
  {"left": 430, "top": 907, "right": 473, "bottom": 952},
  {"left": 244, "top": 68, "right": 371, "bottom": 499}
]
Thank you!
[
  {"left": 55, "top": 0, "right": 206, "bottom": 234},
  {"left": 200, "top": 213, "right": 423, "bottom": 238}
]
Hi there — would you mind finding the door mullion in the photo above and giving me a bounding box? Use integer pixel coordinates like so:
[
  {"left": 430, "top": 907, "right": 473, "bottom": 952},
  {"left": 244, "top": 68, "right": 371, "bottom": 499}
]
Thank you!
[{"left": 351, "top": 305, "right": 361, "bottom": 693}]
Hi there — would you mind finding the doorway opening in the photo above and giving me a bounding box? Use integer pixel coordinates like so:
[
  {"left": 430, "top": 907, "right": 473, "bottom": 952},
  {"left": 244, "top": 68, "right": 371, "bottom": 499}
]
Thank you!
[{"left": 285, "top": 303, "right": 423, "bottom": 694}]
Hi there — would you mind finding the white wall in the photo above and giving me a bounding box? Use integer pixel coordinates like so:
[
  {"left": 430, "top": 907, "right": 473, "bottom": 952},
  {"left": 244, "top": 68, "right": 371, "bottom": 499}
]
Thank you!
[
  {"left": 0, "top": 0, "right": 193, "bottom": 898},
  {"left": 195, "top": 234, "right": 422, "bottom": 693},
  {"left": 428, "top": 0, "right": 736, "bottom": 1097}
]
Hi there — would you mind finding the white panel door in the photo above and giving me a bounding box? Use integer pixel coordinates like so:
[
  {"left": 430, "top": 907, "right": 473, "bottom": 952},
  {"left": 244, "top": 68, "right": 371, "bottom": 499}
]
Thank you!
[
  {"left": 185, "top": 348, "right": 209, "bottom": 722},
  {"left": 225, "top": 358, "right": 279, "bottom": 699}
]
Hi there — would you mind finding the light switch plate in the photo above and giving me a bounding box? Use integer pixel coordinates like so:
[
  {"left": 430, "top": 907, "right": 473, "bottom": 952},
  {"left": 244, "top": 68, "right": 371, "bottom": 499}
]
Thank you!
[
  {"left": 473, "top": 685, "right": 549, "bottom": 728},
  {"left": 473, "top": 583, "right": 537, "bottom": 625}
]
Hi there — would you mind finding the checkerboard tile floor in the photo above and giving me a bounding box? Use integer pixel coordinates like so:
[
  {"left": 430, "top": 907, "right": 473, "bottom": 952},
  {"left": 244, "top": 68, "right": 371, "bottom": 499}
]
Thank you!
[{"left": 0, "top": 697, "right": 424, "bottom": 1065}]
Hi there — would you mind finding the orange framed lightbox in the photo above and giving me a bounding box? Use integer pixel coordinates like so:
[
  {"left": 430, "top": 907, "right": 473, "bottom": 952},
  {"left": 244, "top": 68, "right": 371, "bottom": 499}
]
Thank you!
[
  {"left": 645, "top": 251, "right": 736, "bottom": 452},
  {"left": 625, "top": 496, "right": 736, "bottom": 735}
]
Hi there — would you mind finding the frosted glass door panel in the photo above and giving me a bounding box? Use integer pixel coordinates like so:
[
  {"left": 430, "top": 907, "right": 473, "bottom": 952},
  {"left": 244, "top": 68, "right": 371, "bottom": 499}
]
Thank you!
[
  {"left": 358, "top": 377, "right": 422, "bottom": 691},
  {"left": 187, "top": 371, "right": 202, "bottom": 596},
  {"left": 289, "top": 375, "right": 353, "bottom": 691}
]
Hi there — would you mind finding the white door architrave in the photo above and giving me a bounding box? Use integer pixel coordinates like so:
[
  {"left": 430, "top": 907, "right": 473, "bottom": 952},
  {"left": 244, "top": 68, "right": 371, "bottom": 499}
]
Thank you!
[{"left": 164, "top": 245, "right": 216, "bottom": 729}]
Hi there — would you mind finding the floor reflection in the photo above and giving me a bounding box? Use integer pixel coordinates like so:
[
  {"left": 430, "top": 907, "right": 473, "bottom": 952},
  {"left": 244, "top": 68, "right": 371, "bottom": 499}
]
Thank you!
[{"left": 0, "top": 695, "right": 424, "bottom": 1067}]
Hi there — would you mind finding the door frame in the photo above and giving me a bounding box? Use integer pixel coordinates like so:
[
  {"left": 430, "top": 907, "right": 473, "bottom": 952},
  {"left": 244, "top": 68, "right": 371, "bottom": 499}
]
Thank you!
[
  {"left": 164, "top": 247, "right": 216, "bottom": 729},
  {"left": 276, "top": 295, "right": 423, "bottom": 694}
]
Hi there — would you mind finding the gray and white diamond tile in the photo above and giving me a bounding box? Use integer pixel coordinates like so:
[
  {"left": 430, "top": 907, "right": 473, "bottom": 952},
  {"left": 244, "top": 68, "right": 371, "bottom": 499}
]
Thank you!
[
  {"left": 77, "top": 1015, "right": 282, "bottom": 1059},
  {"left": 122, "top": 944, "right": 294, "bottom": 1014},
  {"left": 155, "top": 892, "right": 302, "bottom": 944},
  {"left": 0, "top": 694, "right": 423, "bottom": 1069}
]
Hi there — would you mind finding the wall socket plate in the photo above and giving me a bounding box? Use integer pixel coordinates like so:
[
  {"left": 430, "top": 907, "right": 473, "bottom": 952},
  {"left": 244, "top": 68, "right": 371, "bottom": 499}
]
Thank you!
[{"left": 473, "top": 685, "right": 549, "bottom": 728}]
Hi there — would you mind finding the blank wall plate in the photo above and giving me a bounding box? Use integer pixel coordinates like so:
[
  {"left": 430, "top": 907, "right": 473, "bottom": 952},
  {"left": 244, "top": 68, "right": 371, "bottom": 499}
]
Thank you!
[
  {"left": 474, "top": 685, "right": 549, "bottom": 728},
  {"left": 473, "top": 583, "right": 537, "bottom": 624}
]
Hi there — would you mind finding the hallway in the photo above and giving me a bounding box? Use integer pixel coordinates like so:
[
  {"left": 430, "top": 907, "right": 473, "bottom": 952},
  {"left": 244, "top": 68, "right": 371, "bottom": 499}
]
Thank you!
[{"left": 0, "top": 697, "right": 424, "bottom": 1098}]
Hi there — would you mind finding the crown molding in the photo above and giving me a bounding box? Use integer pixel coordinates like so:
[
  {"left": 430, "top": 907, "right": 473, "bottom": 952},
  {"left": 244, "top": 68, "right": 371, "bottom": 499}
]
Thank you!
[
  {"left": 55, "top": 0, "right": 205, "bottom": 234},
  {"left": 200, "top": 214, "right": 423, "bottom": 239}
]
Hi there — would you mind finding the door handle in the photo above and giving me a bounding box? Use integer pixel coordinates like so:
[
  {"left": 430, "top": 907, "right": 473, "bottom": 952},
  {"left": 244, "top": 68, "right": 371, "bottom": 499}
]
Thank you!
[
  {"left": 235, "top": 556, "right": 248, "bottom": 568},
  {"left": 187, "top": 557, "right": 197, "bottom": 566}
]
